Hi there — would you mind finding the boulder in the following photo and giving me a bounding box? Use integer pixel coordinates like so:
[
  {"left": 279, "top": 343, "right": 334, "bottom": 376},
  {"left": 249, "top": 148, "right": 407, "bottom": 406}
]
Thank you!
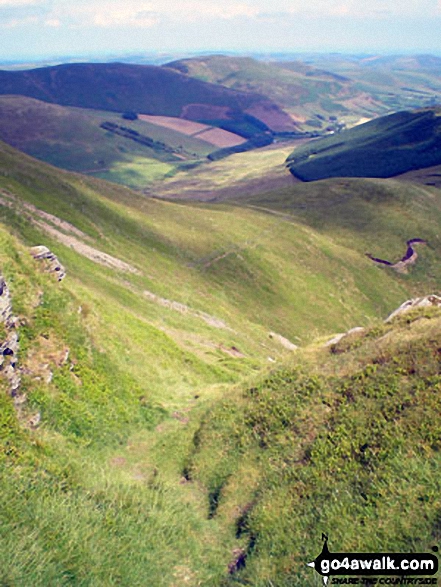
[{"left": 30, "top": 245, "right": 66, "bottom": 281}]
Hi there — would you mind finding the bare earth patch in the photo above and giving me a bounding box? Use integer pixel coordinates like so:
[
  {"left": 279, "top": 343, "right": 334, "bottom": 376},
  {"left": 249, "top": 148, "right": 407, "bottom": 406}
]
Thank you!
[
  {"left": 192, "top": 127, "right": 246, "bottom": 148},
  {"left": 0, "top": 189, "right": 140, "bottom": 274},
  {"left": 138, "top": 114, "right": 246, "bottom": 148},
  {"left": 246, "top": 103, "right": 300, "bottom": 132},
  {"left": 143, "top": 290, "right": 230, "bottom": 329}
]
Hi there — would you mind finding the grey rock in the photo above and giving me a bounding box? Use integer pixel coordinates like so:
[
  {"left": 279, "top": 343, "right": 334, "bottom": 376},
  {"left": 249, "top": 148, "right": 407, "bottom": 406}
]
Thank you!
[
  {"left": 30, "top": 245, "right": 66, "bottom": 281},
  {"left": 385, "top": 295, "right": 441, "bottom": 322}
]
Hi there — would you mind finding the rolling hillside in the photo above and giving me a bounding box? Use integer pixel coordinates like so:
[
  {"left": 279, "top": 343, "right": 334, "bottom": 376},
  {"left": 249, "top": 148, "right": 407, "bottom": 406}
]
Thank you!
[
  {"left": 0, "top": 62, "right": 296, "bottom": 135},
  {"left": 165, "top": 55, "right": 386, "bottom": 131},
  {"left": 286, "top": 108, "right": 441, "bottom": 181},
  {"left": 0, "top": 141, "right": 440, "bottom": 585},
  {"left": 288, "top": 53, "right": 441, "bottom": 114},
  {"left": 0, "top": 95, "right": 223, "bottom": 188}
]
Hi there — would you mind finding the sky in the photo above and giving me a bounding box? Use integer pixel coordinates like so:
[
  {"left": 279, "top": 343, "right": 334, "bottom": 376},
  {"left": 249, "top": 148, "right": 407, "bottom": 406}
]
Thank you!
[{"left": 1, "top": 0, "right": 441, "bottom": 61}]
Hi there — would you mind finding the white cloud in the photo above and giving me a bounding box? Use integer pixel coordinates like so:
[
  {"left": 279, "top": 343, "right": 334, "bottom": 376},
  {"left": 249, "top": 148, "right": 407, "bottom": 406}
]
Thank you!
[
  {"left": 89, "top": 4, "right": 158, "bottom": 27},
  {"left": 0, "top": 0, "right": 40, "bottom": 5},
  {"left": 44, "top": 17, "right": 60, "bottom": 26},
  {"left": 1, "top": 0, "right": 440, "bottom": 32},
  {"left": 41, "top": 0, "right": 260, "bottom": 28},
  {"left": 256, "top": 0, "right": 439, "bottom": 18},
  {"left": 2, "top": 14, "right": 38, "bottom": 26}
]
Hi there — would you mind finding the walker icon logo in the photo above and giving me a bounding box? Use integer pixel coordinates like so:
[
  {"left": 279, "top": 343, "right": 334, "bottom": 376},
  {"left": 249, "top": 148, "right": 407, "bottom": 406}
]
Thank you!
[{"left": 307, "top": 535, "right": 438, "bottom": 586}]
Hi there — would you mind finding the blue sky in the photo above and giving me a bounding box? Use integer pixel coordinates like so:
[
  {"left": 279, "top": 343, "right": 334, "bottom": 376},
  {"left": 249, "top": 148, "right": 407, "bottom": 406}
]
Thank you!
[{"left": 1, "top": 0, "right": 441, "bottom": 60}]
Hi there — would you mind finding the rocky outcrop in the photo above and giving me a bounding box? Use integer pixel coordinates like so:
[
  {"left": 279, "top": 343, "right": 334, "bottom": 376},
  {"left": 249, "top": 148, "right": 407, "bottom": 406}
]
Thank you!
[
  {"left": 385, "top": 294, "right": 441, "bottom": 322},
  {"left": 30, "top": 245, "right": 66, "bottom": 281},
  {"left": 0, "top": 274, "right": 41, "bottom": 426},
  {"left": 0, "top": 275, "right": 22, "bottom": 401},
  {"left": 0, "top": 276, "right": 13, "bottom": 326},
  {"left": 323, "top": 294, "right": 441, "bottom": 349}
]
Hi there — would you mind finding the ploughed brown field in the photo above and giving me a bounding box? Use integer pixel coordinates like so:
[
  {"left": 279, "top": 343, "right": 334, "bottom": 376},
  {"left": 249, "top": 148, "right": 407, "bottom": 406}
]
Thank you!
[
  {"left": 138, "top": 114, "right": 247, "bottom": 148},
  {"left": 191, "top": 127, "right": 247, "bottom": 148}
]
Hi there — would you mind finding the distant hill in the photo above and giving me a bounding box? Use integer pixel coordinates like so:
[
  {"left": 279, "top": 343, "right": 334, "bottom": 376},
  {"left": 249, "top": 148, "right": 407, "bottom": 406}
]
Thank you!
[
  {"left": 291, "top": 53, "right": 441, "bottom": 112},
  {"left": 286, "top": 108, "right": 441, "bottom": 181},
  {"left": 166, "top": 54, "right": 441, "bottom": 134},
  {"left": 165, "top": 55, "right": 386, "bottom": 131},
  {"left": 0, "top": 95, "right": 227, "bottom": 188},
  {"left": 0, "top": 62, "right": 295, "bottom": 136}
]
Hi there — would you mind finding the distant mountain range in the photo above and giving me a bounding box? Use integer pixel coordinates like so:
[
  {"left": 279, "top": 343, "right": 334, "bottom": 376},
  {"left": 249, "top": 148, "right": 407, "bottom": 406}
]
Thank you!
[{"left": 165, "top": 54, "right": 441, "bottom": 131}]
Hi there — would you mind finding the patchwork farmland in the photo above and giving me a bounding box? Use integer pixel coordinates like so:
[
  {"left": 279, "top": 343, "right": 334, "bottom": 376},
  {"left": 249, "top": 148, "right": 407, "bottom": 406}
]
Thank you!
[{"left": 139, "top": 114, "right": 247, "bottom": 147}]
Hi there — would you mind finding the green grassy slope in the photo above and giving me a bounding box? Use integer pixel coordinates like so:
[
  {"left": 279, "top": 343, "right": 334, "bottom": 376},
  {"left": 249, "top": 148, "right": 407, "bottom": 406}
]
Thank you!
[
  {"left": 0, "top": 140, "right": 416, "bottom": 348},
  {"left": 0, "top": 141, "right": 440, "bottom": 585},
  {"left": 186, "top": 305, "right": 441, "bottom": 586},
  {"left": 236, "top": 176, "right": 441, "bottom": 291},
  {"left": 0, "top": 96, "right": 216, "bottom": 189},
  {"left": 286, "top": 108, "right": 441, "bottom": 181},
  {"left": 152, "top": 142, "right": 300, "bottom": 201}
]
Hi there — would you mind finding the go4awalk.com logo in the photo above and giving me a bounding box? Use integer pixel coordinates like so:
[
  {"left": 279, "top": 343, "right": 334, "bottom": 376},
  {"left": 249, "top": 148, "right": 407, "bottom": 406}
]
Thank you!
[{"left": 307, "top": 535, "right": 439, "bottom": 585}]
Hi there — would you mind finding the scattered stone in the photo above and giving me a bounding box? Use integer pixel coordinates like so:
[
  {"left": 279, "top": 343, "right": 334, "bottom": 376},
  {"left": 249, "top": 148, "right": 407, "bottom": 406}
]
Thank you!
[
  {"left": 269, "top": 331, "right": 298, "bottom": 351},
  {"left": 324, "top": 326, "right": 365, "bottom": 347},
  {"left": 219, "top": 345, "right": 246, "bottom": 358},
  {"left": 60, "top": 349, "right": 69, "bottom": 366},
  {"left": 324, "top": 332, "right": 345, "bottom": 347},
  {"left": 13, "top": 393, "right": 27, "bottom": 407},
  {"left": 28, "top": 412, "right": 41, "bottom": 428}
]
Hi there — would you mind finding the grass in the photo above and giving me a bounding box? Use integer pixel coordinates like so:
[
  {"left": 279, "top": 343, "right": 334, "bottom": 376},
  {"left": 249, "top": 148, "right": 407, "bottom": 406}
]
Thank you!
[
  {"left": 0, "top": 140, "right": 440, "bottom": 585},
  {"left": 238, "top": 176, "right": 441, "bottom": 292},
  {"left": 187, "top": 309, "right": 441, "bottom": 585},
  {"left": 153, "top": 142, "right": 298, "bottom": 200},
  {"left": 91, "top": 156, "right": 175, "bottom": 189},
  {"left": 286, "top": 108, "right": 441, "bottom": 181},
  {"left": 0, "top": 96, "right": 215, "bottom": 189}
]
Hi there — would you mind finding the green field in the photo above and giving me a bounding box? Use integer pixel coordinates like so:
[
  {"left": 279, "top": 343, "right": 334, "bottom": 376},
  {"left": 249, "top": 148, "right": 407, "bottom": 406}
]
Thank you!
[
  {"left": 0, "top": 139, "right": 440, "bottom": 585},
  {"left": 153, "top": 142, "right": 299, "bottom": 200}
]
